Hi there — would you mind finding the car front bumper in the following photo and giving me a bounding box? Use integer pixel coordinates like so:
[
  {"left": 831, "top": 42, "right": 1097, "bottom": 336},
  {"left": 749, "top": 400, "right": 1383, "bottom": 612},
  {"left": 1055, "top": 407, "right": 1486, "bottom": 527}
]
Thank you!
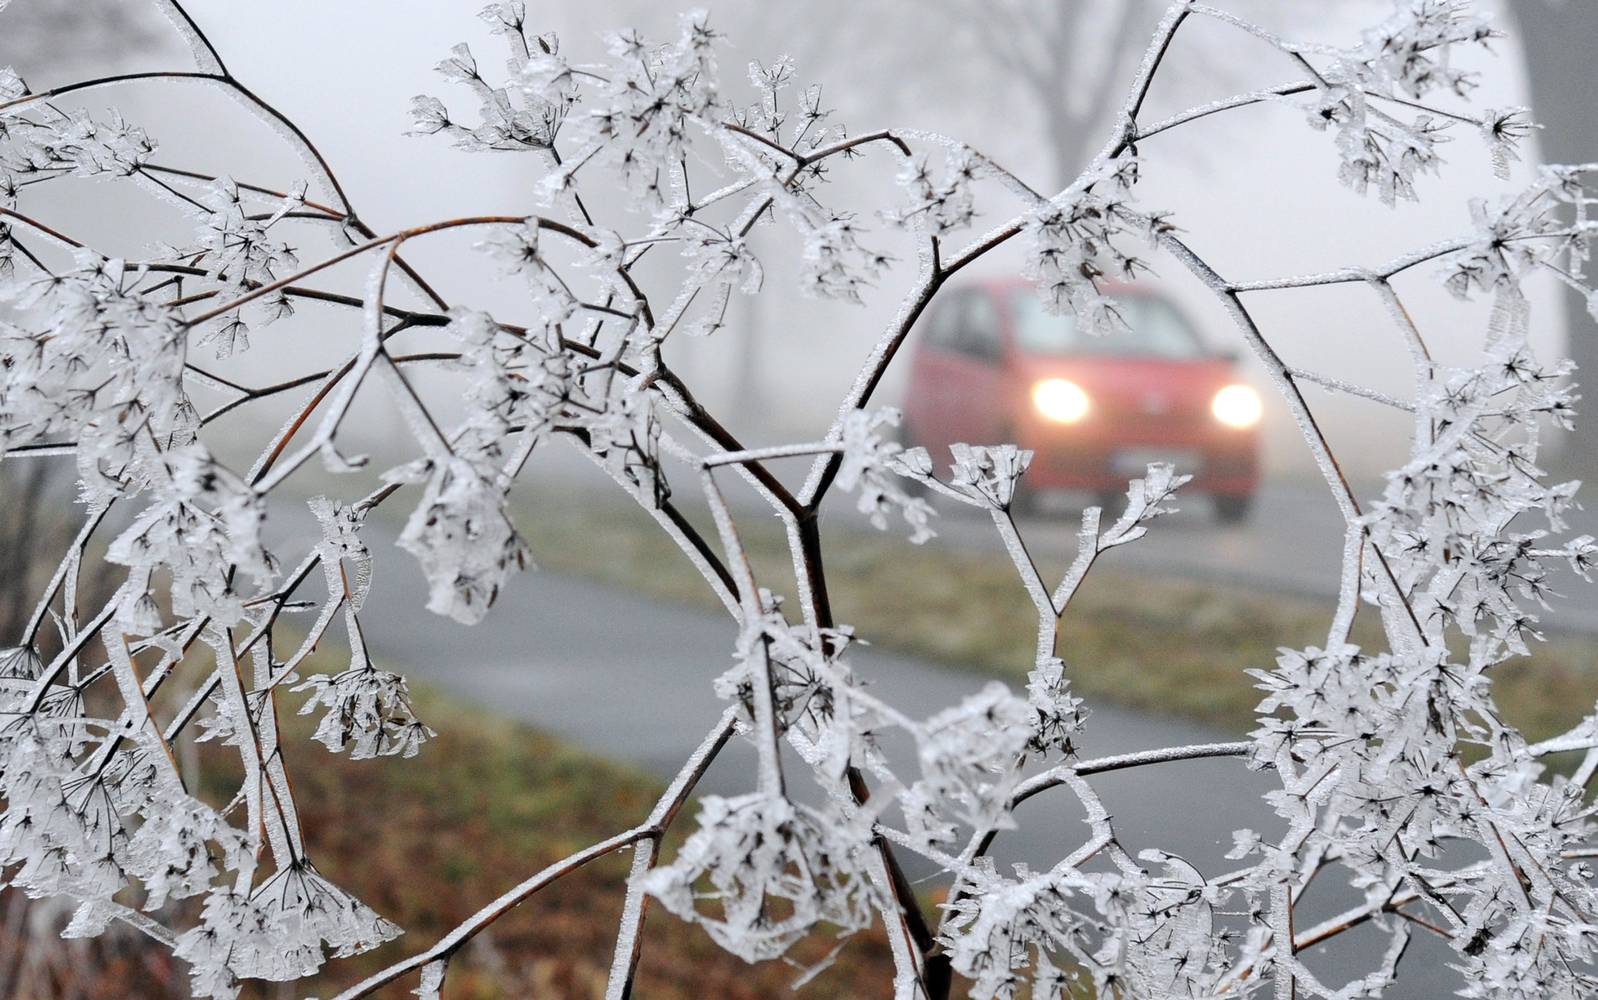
[{"left": 1019, "top": 424, "right": 1259, "bottom": 497}]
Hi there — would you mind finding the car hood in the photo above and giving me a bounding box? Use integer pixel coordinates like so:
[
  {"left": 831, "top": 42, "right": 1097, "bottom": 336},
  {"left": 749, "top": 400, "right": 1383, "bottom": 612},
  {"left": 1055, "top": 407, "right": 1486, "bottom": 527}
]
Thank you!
[{"left": 1014, "top": 353, "right": 1239, "bottom": 420}]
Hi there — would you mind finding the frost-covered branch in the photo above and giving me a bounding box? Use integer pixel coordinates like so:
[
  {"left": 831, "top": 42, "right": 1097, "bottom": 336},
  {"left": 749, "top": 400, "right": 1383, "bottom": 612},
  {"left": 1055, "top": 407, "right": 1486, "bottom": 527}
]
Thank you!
[{"left": 2, "top": 1, "right": 1595, "bottom": 997}]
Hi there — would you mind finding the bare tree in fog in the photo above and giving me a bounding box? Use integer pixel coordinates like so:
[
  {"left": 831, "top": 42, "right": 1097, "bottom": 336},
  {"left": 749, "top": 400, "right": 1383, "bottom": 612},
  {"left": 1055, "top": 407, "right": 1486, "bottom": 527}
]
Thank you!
[
  {"left": 750, "top": 1, "right": 1292, "bottom": 189},
  {"left": 917, "top": 2, "right": 1158, "bottom": 187},
  {"left": 2, "top": 3, "right": 1598, "bottom": 1000}
]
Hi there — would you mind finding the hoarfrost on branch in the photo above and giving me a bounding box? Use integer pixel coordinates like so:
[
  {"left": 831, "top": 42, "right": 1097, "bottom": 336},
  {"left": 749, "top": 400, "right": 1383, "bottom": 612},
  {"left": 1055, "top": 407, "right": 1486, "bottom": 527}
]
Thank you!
[{"left": 1, "top": 1, "right": 1596, "bottom": 997}]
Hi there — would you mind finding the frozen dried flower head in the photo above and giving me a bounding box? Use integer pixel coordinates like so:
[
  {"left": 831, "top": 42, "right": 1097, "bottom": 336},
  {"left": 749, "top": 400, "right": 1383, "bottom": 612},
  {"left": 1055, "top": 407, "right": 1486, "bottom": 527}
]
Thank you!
[
  {"left": 949, "top": 443, "right": 1034, "bottom": 510},
  {"left": 885, "top": 145, "right": 982, "bottom": 237},
  {"left": 1024, "top": 657, "right": 1085, "bottom": 757},
  {"left": 835, "top": 407, "right": 937, "bottom": 543},
  {"left": 1290, "top": 0, "right": 1543, "bottom": 207},
  {"left": 640, "top": 793, "right": 879, "bottom": 963},
  {"left": 0, "top": 645, "right": 42, "bottom": 680},
  {"left": 907, "top": 683, "right": 1033, "bottom": 837},
  {"left": 390, "top": 455, "right": 532, "bottom": 625},
  {"left": 294, "top": 657, "right": 434, "bottom": 760},
  {"left": 105, "top": 443, "right": 275, "bottom": 628},
  {"left": 1022, "top": 151, "right": 1165, "bottom": 333},
  {"left": 938, "top": 859, "right": 1099, "bottom": 1000}
]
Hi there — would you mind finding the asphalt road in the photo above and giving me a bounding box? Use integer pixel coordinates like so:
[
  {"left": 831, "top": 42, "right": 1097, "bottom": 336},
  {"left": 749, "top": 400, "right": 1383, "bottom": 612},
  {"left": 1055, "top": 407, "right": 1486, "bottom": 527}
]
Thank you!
[{"left": 361, "top": 541, "right": 1462, "bottom": 997}]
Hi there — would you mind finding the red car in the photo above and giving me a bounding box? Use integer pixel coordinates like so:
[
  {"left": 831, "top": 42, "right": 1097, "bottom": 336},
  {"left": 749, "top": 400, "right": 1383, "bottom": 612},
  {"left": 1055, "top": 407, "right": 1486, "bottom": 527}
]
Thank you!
[{"left": 901, "top": 278, "right": 1261, "bottom": 522}]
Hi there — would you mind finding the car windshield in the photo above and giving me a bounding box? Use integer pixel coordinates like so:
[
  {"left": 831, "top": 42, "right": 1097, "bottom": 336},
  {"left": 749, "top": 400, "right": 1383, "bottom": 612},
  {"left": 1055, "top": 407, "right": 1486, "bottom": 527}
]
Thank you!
[{"left": 1009, "top": 289, "right": 1207, "bottom": 359}]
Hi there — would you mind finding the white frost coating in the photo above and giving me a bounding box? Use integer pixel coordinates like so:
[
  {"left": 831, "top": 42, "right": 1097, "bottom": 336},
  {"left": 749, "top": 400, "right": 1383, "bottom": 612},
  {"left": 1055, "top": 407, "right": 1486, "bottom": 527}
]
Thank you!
[
  {"left": 603, "top": 845, "right": 658, "bottom": 1000},
  {"left": 147, "top": 0, "right": 227, "bottom": 76},
  {"left": 1288, "top": 365, "right": 1415, "bottom": 411},
  {"left": 412, "top": 960, "right": 446, "bottom": 998},
  {"left": 3, "top": 2, "right": 1597, "bottom": 998}
]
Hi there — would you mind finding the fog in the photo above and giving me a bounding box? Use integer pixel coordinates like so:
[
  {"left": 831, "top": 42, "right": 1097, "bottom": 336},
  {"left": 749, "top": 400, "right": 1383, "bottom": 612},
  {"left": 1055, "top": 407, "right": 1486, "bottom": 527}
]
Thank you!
[{"left": 5, "top": 0, "right": 1582, "bottom": 486}]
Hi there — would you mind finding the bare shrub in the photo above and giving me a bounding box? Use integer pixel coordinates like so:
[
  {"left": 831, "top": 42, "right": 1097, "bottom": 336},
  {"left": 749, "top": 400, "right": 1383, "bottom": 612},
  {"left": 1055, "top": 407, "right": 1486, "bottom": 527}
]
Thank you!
[{"left": 2, "top": 2, "right": 1597, "bottom": 998}]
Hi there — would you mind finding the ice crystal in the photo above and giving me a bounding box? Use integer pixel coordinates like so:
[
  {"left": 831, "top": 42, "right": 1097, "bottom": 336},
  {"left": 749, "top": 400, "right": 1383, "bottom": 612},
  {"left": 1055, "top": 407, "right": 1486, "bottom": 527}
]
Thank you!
[
  {"left": 835, "top": 407, "right": 936, "bottom": 543},
  {"left": 293, "top": 657, "right": 434, "bottom": 760},
  {"left": 948, "top": 443, "right": 1034, "bottom": 510},
  {"left": 390, "top": 455, "right": 531, "bottom": 625},
  {"left": 1022, "top": 151, "right": 1164, "bottom": 333},
  {"left": 640, "top": 793, "right": 878, "bottom": 963}
]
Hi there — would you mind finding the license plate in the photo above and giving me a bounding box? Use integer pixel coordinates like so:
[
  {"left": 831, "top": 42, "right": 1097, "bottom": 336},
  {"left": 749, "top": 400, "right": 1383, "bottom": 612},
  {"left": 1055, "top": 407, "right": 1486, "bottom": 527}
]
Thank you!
[{"left": 1110, "top": 448, "right": 1201, "bottom": 476}]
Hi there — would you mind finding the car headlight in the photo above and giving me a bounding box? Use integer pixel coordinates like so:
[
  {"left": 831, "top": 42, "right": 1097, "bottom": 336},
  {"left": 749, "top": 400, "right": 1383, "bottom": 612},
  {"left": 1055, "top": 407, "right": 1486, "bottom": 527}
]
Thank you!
[
  {"left": 1211, "top": 384, "right": 1262, "bottom": 429},
  {"left": 1032, "top": 378, "right": 1090, "bottom": 424}
]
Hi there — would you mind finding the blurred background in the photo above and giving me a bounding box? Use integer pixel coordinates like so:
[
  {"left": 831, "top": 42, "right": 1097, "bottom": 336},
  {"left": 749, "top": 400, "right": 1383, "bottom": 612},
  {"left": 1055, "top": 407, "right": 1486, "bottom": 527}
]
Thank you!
[
  {"left": 8, "top": 0, "right": 1593, "bottom": 584},
  {"left": 7, "top": 0, "right": 1595, "bottom": 481},
  {"left": 2, "top": 1, "right": 1596, "bottom": 997}
]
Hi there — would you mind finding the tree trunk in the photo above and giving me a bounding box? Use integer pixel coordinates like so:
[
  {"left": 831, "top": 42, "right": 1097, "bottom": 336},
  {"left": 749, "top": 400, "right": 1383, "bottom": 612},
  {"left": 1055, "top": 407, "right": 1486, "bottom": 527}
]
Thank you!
[{"left": 1507, "top": 1, "right": 1598, "bottom": 476}]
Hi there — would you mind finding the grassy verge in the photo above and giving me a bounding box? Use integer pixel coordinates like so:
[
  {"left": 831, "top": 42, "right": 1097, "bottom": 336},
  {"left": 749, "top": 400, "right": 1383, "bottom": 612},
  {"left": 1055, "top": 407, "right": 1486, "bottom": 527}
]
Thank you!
[
  {"left": 511, "top": 483, "right": 1597, "bottom": 743},
  {"left": 13, "top": 675, "right": 904, "bottom": 998},
  {"left": 224, "top": 681, "right": 899, "bottom": 998}
]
